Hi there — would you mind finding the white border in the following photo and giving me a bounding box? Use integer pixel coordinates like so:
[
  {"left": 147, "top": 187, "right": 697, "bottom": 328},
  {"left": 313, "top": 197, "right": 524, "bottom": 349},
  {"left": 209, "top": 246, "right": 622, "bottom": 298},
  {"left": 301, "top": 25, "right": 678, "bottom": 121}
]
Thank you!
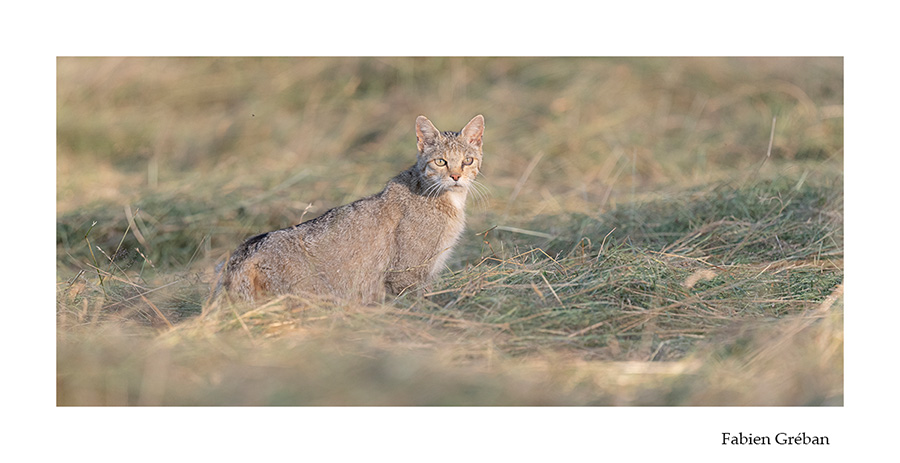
[{"left": 6, "top": 1, "right": 892, "bottom": 460}]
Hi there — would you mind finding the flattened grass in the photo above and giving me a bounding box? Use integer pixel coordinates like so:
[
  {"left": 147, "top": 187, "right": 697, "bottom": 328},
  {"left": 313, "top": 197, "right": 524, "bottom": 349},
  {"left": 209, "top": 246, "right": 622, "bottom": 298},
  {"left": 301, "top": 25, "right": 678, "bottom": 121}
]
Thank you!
[{"left": 57, "top": 168, "right": 842, "bottom": 405}]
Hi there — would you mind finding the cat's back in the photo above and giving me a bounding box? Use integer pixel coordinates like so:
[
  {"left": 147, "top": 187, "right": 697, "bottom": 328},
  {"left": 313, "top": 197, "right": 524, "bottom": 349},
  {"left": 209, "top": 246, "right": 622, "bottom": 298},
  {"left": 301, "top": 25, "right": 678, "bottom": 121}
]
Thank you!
[{"left": 221, "top": 187, "right": 405, "bottom": 300}]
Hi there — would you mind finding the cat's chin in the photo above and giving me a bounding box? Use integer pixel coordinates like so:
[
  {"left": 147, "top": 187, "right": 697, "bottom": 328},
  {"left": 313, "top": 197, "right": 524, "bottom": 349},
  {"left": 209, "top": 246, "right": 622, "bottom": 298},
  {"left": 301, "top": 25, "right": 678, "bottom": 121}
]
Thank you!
[{"left": 441, "top": 184, "right": 469, "bottom": 194}]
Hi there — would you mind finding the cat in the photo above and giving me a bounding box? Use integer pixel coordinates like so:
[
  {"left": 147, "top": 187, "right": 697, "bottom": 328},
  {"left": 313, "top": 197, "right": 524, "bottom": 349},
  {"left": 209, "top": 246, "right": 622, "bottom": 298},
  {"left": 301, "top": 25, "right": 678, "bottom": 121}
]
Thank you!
[{"left": 217, "top": 114, "right": 485, "bottom": 303}]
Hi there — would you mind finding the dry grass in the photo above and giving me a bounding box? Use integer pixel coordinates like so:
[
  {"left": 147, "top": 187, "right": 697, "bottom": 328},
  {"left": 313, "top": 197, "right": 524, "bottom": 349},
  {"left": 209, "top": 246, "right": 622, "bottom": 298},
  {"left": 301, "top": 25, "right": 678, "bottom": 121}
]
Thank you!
[{"left": 57, "top": 57, "right": 842, "bottom": 405}]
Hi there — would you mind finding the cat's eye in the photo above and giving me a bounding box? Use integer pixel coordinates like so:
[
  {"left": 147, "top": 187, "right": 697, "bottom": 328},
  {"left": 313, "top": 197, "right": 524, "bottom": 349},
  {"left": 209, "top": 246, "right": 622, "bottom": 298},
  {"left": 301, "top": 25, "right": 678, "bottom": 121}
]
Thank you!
[
  {"left": 434, "top": 159, "right": 447, "bottom": 167},
  {"left": 463, "top": 157, "right": 474, "bottom": 166}
]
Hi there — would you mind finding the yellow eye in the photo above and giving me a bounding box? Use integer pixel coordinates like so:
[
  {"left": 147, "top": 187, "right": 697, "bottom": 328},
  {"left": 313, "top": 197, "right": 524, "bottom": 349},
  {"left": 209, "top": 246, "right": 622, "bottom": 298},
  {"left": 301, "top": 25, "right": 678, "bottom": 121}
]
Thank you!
[
  {"left": 463, "top": 156, "right": 474, "bottom": 166},
  {"left": 434, "top": 159, "right": 447, "bottom": 166}
]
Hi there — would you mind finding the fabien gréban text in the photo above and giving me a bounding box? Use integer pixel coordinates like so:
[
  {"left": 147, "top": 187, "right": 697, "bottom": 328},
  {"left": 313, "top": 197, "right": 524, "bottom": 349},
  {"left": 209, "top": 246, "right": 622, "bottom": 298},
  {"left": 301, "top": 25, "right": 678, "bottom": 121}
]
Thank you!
[{"left": 722, "top": 432, "right": 830, "bottom": 445}]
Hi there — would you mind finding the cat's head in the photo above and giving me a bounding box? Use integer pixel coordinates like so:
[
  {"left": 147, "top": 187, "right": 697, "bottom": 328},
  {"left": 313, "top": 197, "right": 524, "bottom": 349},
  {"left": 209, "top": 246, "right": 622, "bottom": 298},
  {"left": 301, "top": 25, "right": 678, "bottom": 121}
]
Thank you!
[{"left": 415, "top": 114, "right": 484, "bottom": 195}]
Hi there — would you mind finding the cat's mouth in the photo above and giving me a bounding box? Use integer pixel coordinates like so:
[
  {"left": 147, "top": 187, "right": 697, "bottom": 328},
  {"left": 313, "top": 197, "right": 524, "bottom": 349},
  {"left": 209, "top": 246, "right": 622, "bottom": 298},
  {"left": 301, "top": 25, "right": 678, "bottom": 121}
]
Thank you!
[{"left": 430, "top": 179, "right": 468, "bottom": 195}]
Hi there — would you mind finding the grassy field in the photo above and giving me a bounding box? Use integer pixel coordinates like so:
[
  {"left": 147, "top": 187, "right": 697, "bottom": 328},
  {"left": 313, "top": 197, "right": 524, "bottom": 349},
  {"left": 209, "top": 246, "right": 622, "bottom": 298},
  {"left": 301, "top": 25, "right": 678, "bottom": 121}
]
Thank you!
[{"left": 57, "top": 57, "right": 842, "bottom": 405}]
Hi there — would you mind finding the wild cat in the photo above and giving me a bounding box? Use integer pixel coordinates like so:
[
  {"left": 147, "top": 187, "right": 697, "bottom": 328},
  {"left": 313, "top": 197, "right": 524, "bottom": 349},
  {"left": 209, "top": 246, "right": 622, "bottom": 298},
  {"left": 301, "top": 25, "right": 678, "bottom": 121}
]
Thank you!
[{"left": 217, "top": 115, "right": 485, "bottom": 303}]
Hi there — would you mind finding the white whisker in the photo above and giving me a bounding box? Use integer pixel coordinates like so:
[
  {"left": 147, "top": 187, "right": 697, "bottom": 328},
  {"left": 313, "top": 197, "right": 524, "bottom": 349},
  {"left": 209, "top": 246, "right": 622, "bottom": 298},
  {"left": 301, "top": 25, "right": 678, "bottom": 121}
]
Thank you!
[
  {"left": 467, "top": 179, "right": 491, "bottom": 211},
  {"left": 424, "top": 180, "right": 444, "bottom": 200}
]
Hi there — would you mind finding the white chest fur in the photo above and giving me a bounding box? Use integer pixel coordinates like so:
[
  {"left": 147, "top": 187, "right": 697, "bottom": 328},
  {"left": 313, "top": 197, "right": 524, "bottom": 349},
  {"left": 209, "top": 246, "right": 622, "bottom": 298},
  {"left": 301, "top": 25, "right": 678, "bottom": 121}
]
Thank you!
[
  {"left": 444, "top": 188, "right": 468, "bottom": 212},
  {"left": 430, "top": 189, "right": 468, "bottom": 277}
]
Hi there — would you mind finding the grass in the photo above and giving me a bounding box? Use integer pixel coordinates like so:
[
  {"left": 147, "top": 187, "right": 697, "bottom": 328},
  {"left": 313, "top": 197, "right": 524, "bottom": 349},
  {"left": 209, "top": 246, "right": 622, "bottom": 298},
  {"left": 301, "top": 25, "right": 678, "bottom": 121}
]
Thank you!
[{"left": 57, "top": 57, "right": 843, "bottom": 405}]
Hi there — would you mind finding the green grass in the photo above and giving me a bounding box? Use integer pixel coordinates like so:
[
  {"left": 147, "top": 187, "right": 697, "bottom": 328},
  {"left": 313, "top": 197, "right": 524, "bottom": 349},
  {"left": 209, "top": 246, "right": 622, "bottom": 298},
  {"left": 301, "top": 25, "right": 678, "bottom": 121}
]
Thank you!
[{"left": 57, "top": 57, "right": 843, "bottom": 405}]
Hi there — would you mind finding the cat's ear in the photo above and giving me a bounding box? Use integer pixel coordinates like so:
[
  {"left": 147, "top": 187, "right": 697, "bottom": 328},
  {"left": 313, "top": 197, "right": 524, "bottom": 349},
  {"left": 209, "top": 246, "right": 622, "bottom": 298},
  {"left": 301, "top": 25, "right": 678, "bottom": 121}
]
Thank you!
[
  {"left": 416, "top": 115, "right": 440, "bottom": 153},
  {"left": 461, "top": 114, "right": 484, "bottom": 149}
]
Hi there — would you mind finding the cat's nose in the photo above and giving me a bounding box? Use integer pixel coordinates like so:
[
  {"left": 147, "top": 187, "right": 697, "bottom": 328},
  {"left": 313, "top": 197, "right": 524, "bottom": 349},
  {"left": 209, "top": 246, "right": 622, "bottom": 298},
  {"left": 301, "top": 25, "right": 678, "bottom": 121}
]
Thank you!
[{"left": 450, "top": 174, "right": 461, "bottom": 182}]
